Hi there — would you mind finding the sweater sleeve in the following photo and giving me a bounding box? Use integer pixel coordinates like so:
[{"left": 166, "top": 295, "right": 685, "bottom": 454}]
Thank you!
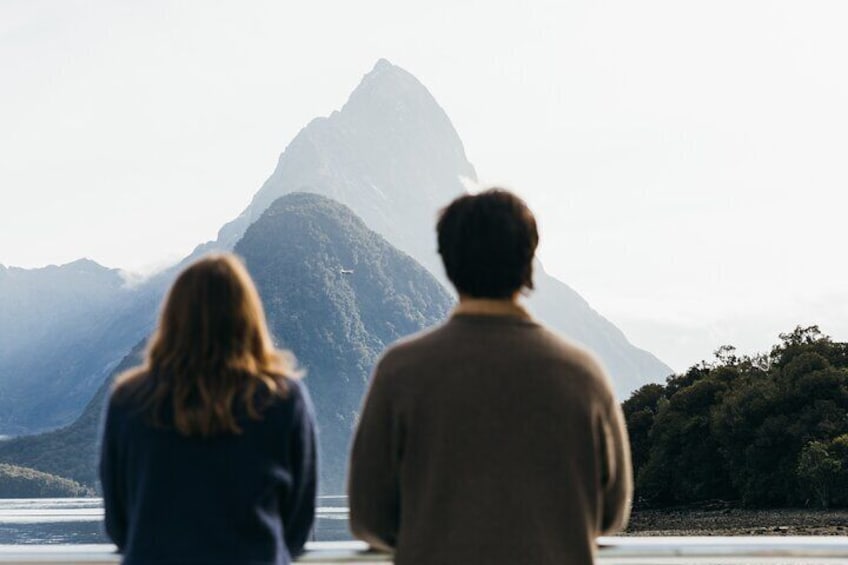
[
  {"left": 598, "top": 395, "right": 633, "bottom": 535},
  {"left": 347, "top": 359, "right": 401, "bottom": 552},
  {"left": 98, "top": 397, "right": 128, "bottom": 551},
  {"left": 281, "top": 381, "right": 318, "bottom": 558}
]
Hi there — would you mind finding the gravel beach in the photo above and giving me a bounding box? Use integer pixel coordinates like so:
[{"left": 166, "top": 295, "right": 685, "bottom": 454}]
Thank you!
[{"left": 625, "top": 507, "right": 848, "bottom": 536}]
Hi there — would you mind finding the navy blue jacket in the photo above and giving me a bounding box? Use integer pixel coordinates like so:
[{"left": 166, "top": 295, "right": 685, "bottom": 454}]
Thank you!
[{"left": 99, "top": 378, "right": 317, "bottom": 565}]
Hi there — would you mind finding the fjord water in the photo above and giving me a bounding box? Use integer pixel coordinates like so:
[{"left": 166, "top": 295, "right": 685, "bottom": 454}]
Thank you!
[
  {"left": 0, "top": 499, "right": 102, "bottom": 543},
  {"left": 0, "top": 498, "right": 350, "bottom": 544}
]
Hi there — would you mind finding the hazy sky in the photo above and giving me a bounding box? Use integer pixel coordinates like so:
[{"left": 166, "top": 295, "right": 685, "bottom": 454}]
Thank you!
[{"left": 3, "top": 0, "right": 848, "bottom": 372}]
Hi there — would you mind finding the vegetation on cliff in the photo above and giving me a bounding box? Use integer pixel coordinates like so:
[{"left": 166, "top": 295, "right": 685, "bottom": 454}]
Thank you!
[
  {"left": 625, "top": 326, "right": 848, "bottom": 508},
  {"left": 0, "top": 464, "right": 93, "bottom": 498},
  {"left": 0, "top": 193, "right": 452, "bottom": 495}
]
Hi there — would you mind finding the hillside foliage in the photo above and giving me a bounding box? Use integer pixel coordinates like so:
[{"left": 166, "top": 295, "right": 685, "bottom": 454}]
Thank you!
[
  {"left": 624, "top": 326, "right": 848, "bottom": 508},
  {"left": 0, "top": 193, "right": 452, "bottom": 495},
  {"left": 0, "top": 463, "right": 93, "bottom": 498},
  {"left": 235, "top": 193, "right": 453, "bottom": 492}
]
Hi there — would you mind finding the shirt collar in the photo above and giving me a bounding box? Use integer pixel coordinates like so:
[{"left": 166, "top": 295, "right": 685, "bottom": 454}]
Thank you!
[{"left": 452, "top": 298, "right": 532, "bottom": 320}]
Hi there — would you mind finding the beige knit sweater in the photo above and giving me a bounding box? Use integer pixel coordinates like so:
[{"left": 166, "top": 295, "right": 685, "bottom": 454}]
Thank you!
[{"left": 348, "top": 306, "right": 632, "bottom": 565}]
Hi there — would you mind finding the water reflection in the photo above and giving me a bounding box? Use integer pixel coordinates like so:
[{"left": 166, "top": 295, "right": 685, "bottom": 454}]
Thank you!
[{"left": 0, "top": 498, "right": 351, "bottom": 544}]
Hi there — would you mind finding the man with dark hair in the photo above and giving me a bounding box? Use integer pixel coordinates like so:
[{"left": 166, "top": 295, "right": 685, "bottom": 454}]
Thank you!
[
  {"left": 348, "top": 188, "right": 632, "bottom": 565},
  {"left": 436, "top": 189, "right": 539, "bottom": 298}
]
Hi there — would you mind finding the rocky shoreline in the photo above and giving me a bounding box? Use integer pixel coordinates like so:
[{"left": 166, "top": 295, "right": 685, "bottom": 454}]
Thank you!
[{"left": 625, "top": 506, "right": 848, "bottom": 536}]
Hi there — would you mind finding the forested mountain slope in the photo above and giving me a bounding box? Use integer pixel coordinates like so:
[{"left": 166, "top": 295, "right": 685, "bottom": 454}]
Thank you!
[{"left": 0, "top": 194, "right": 452, "bottom": 493}]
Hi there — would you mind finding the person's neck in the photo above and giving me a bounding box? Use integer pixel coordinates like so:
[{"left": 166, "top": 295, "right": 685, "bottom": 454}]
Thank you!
[{"left": 452, "top": 295, "right": 531, "bottom": 319}]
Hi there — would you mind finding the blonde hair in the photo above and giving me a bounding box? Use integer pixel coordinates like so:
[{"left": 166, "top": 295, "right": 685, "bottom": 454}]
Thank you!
[{"left": 114, "top": 253, "right": 298, "bottom": 436}]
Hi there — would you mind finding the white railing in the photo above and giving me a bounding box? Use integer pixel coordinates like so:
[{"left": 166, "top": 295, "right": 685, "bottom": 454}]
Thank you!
[{"left": 3, "top": 537, "right": 848, "bottom": 564}]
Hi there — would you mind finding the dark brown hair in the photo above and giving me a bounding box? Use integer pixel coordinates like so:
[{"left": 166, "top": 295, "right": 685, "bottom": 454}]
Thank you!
[
  {"left": 114, "top": 253, "right": 298, "bottom": 437},
  {"left": 437, "top": 188, "right": 539, "bottom": 299}
]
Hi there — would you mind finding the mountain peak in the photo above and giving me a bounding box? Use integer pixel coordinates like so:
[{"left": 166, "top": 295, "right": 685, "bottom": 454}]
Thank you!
[
  {"left": 233, "top": 191, "right": 453, "bottom": 492},
  {"left": 372, "top": 57, "right": 394, "bottom": 72},
  {"left": 342, "top": 58, "right": 441, "bottom": 119},
  {"left": 358, "top": 58, "right": 411, "bottom": 87},
  {"left": 360, "top": 58, "right": 412, "bottom": 84},
  {"left": 65, "top": 258, "right": 108, "bottom": 271},
  {"left": 215, "top": 60, "right": 477, "bottom": 266},
  {"left": 266, "top": 191, "right": 362, "bottom": 219}
]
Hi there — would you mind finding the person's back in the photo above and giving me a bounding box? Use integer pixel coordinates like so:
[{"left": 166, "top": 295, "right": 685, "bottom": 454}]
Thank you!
[
  {"left": 102, "top": 377, "right": 315, "bottom": 565},
  {"left": 348, "top": 189, "right": 632, "bottom": 565},
  {"left": 100, "top": 254, "right": 316, "bottom": 565}
]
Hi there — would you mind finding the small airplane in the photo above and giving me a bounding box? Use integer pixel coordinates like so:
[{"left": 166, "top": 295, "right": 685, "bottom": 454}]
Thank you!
[{"left": 340, "top": 269, "right": 354, "bottom": 275}]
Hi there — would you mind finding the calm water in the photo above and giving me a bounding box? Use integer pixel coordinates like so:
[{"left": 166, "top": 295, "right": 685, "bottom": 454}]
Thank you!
[{"left": 0, "top": 497, "right": 351, "bottom": 544}]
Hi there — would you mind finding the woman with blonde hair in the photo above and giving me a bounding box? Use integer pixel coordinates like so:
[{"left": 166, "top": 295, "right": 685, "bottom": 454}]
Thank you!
[{"left": 99, "top": 253, "right": 316, "bottom": 565}]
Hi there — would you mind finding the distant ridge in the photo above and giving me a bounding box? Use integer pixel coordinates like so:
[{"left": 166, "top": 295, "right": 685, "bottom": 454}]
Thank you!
[
  {"left": 0, "top": 58, "right": 669, "bottom": 437},
  {"left": 0, "top": 258, "right": 132, "bottom": 432},
  {"left": 0, "top": 193, "right": 453, "bottom": 494}
]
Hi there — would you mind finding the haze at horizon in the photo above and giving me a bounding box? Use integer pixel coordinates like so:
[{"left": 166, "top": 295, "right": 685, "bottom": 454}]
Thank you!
[{"left": 3, "top": 0, "right": 848, "bottom": 372}]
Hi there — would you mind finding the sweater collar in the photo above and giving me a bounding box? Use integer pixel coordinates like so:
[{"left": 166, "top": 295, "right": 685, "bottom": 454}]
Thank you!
[{"left": 452, "top": 298, "right": 532, "bottom": 320}]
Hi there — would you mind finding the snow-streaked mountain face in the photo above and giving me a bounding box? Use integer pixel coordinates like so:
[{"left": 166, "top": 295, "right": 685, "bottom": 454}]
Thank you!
[
  {"left": 215, "top": 59, "right": 671, "bottom": 395},
  {"left": 216, "top": 59, "right": 476, "bottom": 276}
]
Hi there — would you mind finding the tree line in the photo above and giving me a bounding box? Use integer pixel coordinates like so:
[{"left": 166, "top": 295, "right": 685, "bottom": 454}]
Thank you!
[
  {"left": 0, "top": 463, "right": 93, "bottom": 498},
  {"left": 624, "top": 326, "right": 848, "bottom": 508},
  {"left": 3, "top": 324, "right": 847, "bottom": 505}
]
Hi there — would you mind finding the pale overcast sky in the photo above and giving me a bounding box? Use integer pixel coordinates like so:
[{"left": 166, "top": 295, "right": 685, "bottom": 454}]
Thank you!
[{"left": 2, "top": 0, "right": 847, "bottom": 372}]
